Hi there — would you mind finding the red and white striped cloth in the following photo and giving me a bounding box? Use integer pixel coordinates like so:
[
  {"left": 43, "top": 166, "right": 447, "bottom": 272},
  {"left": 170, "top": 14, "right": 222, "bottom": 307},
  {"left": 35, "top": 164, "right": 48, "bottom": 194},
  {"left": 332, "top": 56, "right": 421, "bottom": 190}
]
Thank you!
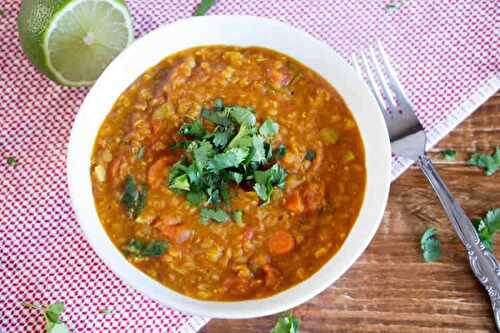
[{"left": 0, "top": 0, "right": 498, "bottom": 332}]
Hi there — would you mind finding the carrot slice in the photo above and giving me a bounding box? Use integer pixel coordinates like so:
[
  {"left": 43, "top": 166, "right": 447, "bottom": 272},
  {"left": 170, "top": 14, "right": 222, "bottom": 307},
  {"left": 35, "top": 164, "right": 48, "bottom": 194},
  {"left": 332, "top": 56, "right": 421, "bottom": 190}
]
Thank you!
[
  {"left": 147, "top": 156, "right": 176, "bottom": 190},
  {"left": 268, "top": 230, "right": 295, "bottom": 255},
  {"left": 284, "top": 192, "right": 304, "bottom": 213}
]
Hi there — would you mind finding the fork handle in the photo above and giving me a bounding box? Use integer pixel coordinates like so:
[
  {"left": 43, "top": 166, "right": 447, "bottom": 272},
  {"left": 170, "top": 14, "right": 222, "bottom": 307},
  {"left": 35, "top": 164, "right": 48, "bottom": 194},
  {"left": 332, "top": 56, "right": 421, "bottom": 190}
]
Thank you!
[{"left": 417, "top": 155, "right": 500, "bottom": 330}]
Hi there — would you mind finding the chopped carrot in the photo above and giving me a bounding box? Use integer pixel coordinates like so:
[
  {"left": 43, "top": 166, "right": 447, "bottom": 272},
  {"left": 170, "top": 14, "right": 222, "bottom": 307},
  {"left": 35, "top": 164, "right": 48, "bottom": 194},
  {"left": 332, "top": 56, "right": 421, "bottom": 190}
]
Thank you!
[
  {"left": 268, "top": 230, "right": 295, "bottom": 255},
  {"left": 285, "top": 192, "right": 304, "bottom": 213},
  {"left": 108, "top": 156, "right": 125, "bottom": 186},
  {"left": 147, "top": 156, "right": 176, "bottom": 190}
]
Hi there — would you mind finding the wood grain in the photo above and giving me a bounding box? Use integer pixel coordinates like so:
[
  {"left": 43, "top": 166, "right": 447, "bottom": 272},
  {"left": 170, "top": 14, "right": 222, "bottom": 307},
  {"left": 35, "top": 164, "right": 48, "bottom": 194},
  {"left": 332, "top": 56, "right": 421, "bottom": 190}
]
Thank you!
[{"left": 202, "top": 93, "right": 500, "bottom": 333}]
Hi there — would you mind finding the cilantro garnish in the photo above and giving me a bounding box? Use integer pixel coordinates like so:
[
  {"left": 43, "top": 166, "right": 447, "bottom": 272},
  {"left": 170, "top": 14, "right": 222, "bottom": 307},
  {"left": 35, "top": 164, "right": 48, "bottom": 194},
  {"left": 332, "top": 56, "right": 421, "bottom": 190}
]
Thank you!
[
  {"left": 21, "top": 301, "right": 71, "bottom": 333},
  {"left": 473, "top": 208, "right": 500, "bottom": 251},
  {"left": 200, "top": 208, "right": 230, "bottom": 224},
  {"left": 254, "top": 164, "right": 287, "bottom": 205},
  {"left": 420, "top": 228, "right": 441, "bottom": 262},
  {"left": 121, "top": 176, "right": 148, "bottom": 219},
  {"left": 467, "top": 147, "right": 500, "bottom": 176},
  {"left": 6, "top": 156, "right": 17, "bottom": 167},
  {"left": 385, "top": 0, "right": 407, "bottom": 13},
  {"left": 168, "top": 99, "right": 287, "bottom": 224},
  {"left": 273, "top": 144, "right": 287, "bottom": 160},
  {"left": 100, "top": 308, "right": 112, "bottom": 315},
  {"left": 123, "top": 239, "right": 168, "bottom": 257},
  {"left": 440, "top": 149, "right": 457, "bottom": 161},
  {"left": 259, "top": 119, "right": 279, "bottom": 137},
  {"left": 194, "top": 0, "right": 216, "bottom": 16},
  {"left": 304, "top": 150, "right": 316, "bottom": 161},
  {"left": 270, "top": 311, "right": 300, "bottom": 333}
]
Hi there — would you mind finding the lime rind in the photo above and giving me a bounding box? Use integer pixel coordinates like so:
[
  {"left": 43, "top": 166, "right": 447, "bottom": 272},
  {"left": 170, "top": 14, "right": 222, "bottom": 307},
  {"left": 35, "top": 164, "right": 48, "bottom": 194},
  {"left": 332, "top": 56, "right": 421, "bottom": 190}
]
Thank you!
[{"left": 42, "top": 0, "right": 134, "bottom": 86}]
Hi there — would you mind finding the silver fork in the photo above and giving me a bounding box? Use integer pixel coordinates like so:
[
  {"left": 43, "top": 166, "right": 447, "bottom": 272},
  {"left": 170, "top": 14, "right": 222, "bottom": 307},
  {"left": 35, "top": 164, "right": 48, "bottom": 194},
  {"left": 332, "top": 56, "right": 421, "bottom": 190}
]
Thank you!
[{"left": 353, "top": 42, "right": 500, "bottom": 330}]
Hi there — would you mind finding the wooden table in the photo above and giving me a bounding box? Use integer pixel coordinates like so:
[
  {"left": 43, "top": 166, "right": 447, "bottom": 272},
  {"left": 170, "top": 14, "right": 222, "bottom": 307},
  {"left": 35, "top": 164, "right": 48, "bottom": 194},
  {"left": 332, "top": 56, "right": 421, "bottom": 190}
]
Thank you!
[{"left": 203, "top": 92, "right": 500, "bottom": 333}]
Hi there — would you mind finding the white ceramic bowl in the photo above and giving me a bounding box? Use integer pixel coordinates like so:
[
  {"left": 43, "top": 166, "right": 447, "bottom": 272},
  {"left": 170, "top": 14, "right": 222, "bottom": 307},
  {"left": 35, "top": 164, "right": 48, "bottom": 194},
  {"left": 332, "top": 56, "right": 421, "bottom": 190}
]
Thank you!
[{"left": 67, "top": 15, "right": 391, "bottom": 319}]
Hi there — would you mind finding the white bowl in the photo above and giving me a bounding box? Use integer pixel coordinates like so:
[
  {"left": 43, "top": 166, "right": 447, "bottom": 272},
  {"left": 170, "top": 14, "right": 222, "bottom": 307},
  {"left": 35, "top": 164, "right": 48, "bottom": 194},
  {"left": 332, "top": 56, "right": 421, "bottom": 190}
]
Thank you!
[{"left": 67, "top": 15, "right": 391, "bottom": 319}]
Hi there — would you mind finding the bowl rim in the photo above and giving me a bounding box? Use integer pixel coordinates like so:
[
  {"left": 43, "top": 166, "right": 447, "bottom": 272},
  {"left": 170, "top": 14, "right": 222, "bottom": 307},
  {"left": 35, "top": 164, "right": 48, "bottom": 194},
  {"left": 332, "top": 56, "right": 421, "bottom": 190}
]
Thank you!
[{"left": 67, "top": 15, "right": 391, "bottom": 319}]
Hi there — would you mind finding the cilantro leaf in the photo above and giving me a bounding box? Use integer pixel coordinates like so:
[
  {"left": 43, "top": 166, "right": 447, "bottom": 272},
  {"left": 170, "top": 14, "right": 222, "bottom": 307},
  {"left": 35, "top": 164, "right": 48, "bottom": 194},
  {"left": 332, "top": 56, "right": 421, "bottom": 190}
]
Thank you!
[
  {"left": 124, "top": 239, "right": 168, "bottom": 257},
  {"left": 208, "top": 148, "right": 248, "bottom": 171},
  {"left": 254, "top": 164, "right": 288, "bottom": 204},
  {"left": 194, "top": 0, "right": 216, "bottom": 16},
  {"left": 22, "top": 301, "right": 71, "bottom": 333},
  {"left": 225, "top": 106, "right": 256, "bottom": 126},
  {"left": 121, "top": 176, "right": 148, "bottom": 218},
  {"left": 214, "top": 98, "right": 224, "bottom": 111},
  {"left": 190, "top": 140, "right": 215, "bottom": 169},
  {"left": 251, "top": 135, "right": 267, "bottom": 164},
  {"left": 212, "top": 130, "right": 233, "bottom": 147},
  {"left": 271, "top": 311, "right": 300, "bottom": 333},
  {"left": 179, "top": 119, "right": 206, "bottom": 139},
  {"left": 171, "top": 174, "right": 190, "bottom": 191},
  {"left": 45, "top": 302, "right": 65, "bottom": 323},
  {"left": 273, "top": 144, "right": 287, "bottom": 160},
  {"left": 227, "top": 171, "right": 243, "bottom": 184},
  {"left": 259, "top": 119, "right": 279, "bottom": 137},
  {"left": 304, "top": 150, "right": 316, "bottom": 161},
  {"left": 468, "top": 147, "right": 500, "bottom": 176},
  {"left": 227, "top": 124, "right": 255, "bottom": 149},
  {"left": 385, "top": 0, "right": 407, "bottom": 13},
  {"left": 440, "top": 149, "right": 457, "bottom": 161},
  {"left": 200, "top": 208, "right": 230, "bottom": 224},
  {"left": 100, "top": 308, "right": 113, "bottom": 315},
  {"left": 201, "top": 108, "right": 231, "bottom": 126},
  {"left": 420, "top": 228, "right": 441, "bottom": 262},
  {"left": 186, "top": 191, "right": 205, "bottom": 206},
  {"left": 6, "top": 156, "right": 17, "bottom": 167},
  {"left": 473, "top": 208, "right": 500, "bottom": 251}
]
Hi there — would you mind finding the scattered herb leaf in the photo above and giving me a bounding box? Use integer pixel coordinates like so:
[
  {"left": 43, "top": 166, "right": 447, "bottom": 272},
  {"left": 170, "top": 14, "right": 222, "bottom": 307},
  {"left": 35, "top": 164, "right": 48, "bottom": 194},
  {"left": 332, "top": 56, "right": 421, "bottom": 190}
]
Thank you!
[
  {"left": 254, "top": 164, "right": 288, "bottom": 204},
  {"left": 440, "top": 149, "right": 457, "bottom": 161},
  {"left": 385, "top": 0, "right": 407, "bottom": 13},
  {"left": 420, "top": 228, "right": 441, "bottom": 262},
  {"left": 270, "top": 311, "right": 300, "bottom": 333},
  {"left": 304, "top": 150, "right": 316, "bottom": 161},
  {"left": 259, "top": 119, "right": 279, "bottom": 137},
  {"left": 273, "top": 144, "right": 287, "bottom": 160},
  {"left": 467, "top": 147, "right": 500, "bottom": 176},
  {"left": 124, "top": 239, "right": 169, "bottom": 257},
  {"left": 473, "top": 208, "right": 500, "bottom": 251},
  {"left": 100, "top": 308, "right": 113, "bottom": 315},
  {"left": 121, "top": 176, "right": 148, "bottom": 218},
  {"left": 6, "top": 156, "right": 17, "bottom": 167},
  {"left": 21, "top": 301, "right": 71, "bottom": 333},
  {"left": 0, "top": 8, "right": 4, "bottom": 17},
  {"left": 194, "top": 0, "right": 216, "bottom": 16},
  {"left": 200, "top": 208, "right": 230, "bottom": 224},
  {"left": 225, "top": 105, "right": 256, "bottom": 127}
]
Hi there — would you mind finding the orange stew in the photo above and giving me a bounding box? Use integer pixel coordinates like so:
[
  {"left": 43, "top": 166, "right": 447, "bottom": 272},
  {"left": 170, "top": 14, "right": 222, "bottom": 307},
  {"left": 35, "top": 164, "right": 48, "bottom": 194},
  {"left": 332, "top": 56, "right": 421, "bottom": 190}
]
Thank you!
[{"left": 91, "top": 46, "right": 366, "bottom": 301}]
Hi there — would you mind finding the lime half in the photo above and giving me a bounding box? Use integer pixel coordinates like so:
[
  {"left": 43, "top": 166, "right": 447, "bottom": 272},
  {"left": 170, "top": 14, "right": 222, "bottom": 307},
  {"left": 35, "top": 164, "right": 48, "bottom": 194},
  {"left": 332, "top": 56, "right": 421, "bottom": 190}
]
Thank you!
[{"left": 18, "top": 0, "right": 134, "bottom": 86}]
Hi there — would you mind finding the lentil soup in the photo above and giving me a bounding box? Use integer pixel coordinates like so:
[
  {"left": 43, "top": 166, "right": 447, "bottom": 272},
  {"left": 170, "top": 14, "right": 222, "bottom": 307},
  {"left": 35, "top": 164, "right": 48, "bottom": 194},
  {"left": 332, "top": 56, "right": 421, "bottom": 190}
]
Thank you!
[{"left": 91, "top": 46, "right": 366, "bottom": 301}]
